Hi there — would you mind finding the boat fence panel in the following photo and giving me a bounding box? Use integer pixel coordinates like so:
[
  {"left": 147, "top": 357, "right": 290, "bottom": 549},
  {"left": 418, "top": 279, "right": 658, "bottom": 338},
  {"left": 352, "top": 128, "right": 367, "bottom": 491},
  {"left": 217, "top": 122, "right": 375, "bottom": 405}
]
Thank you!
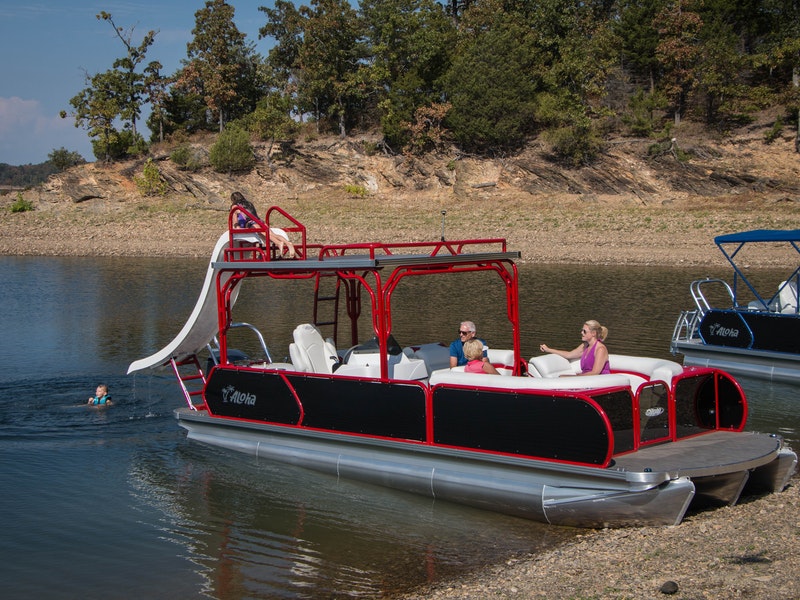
[
  {"left": 431, "top": 387, "right": 613, "bottom": 466},
  {"left": 741, "top": 312, "right": 800, "bottom": 352},
  {"left": 591, "top": 390, "right": 635, "bottom": 454},
  {"left": 289, "top": 376, "right": 427, "bottom": 440},
  {"left": 673, "top": 372, "right": 746, "bottom": 438},
  {"left": 204, "top": 368, "right": 302, "bottom": 424},
  {"left": 637, "top": 383, "right": 671, "bottom": 445},
  {"left": 205, "top": 368, "right": 428, "bottom": 441}
]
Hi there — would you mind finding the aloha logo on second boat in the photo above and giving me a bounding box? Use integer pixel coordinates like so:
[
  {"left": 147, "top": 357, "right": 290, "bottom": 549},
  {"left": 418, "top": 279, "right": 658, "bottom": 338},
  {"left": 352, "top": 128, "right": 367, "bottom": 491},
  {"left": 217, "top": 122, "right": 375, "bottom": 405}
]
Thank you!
[{"left": 709, "top": 322, "right": 740, "bottom": 338}]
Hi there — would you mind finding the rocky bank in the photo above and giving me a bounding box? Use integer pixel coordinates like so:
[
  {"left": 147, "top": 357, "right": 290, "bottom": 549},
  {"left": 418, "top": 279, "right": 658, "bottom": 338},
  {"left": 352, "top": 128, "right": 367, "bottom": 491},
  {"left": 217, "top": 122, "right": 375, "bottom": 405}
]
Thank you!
[{"left": 2, "top": 116, "right": 800, "bottom": 266}]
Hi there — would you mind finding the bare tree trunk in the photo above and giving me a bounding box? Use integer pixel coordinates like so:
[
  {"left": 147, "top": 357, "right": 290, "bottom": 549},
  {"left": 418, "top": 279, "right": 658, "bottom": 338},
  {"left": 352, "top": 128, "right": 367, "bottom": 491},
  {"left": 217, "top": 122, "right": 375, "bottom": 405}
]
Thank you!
[{"left": 794, "top": 66, "right": 799, "bottom": 153}]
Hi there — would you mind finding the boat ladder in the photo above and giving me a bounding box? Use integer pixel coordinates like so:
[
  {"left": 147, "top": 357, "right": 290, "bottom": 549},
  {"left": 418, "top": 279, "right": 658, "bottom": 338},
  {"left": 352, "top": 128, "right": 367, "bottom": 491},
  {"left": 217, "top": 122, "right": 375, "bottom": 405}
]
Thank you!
[
  {"left": 671, "top": 309, "right": 702, "bottom": 349},
  {"left": 169, "top": 355, "right": 207, "bottom": 410},
  {"left": 313, "top": 272, "right": 341, "bottom": 342}
]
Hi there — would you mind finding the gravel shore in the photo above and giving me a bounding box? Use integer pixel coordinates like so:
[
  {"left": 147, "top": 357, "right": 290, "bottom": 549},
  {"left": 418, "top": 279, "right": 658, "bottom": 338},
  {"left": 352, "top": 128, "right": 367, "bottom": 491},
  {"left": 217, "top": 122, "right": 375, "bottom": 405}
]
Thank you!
[
  {"left": 2, "top": 191, "right": 800, "bottom": 267},
  {"left": 400, "top": 481, "right": 800, "bottom": 600},
  {"left": 3, "top": 190, "right": 800, "bottom": 599}
]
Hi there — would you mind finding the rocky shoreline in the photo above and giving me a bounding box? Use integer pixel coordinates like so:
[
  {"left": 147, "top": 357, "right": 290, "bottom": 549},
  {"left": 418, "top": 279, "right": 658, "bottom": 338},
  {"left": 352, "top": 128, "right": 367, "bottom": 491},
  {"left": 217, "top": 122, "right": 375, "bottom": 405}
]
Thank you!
[{"left": 399, "top": 480, "right": 800, "bottom": 600}]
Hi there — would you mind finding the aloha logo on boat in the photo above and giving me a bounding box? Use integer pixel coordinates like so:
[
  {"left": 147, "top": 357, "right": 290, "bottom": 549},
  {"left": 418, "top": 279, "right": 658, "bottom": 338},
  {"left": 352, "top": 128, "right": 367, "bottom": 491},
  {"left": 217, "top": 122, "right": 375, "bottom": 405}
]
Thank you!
[
  {"left": 221, "top": 384, "right": 257, "bottom": 406},
  {"left": 644, "top": 407, "right": 665, "bottom": 417},
  {"left": 708, "top": 323, "right": 740, "bottom": 339}
]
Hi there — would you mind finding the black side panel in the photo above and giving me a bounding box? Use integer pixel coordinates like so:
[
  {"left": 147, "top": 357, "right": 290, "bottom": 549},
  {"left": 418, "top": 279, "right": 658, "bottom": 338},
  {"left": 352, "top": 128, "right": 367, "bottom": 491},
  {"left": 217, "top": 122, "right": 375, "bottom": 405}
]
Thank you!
[
  {"left": 432, "top": 388, "right": 611, "bottom": 465},
  {"left": 699, "top": 311, "right": 752, "bottom": 348},
  {"left": 204, "top": 369, "right": 427, "bottom": 441},
  {"left": 287, "top": 376, "right": 427, "bottom": 440},
  {"left": 592, "top": 390, "right": 635, "bottom": 454},
  {"left": 674, "top": 372, "right": 745, "bottom": 436},
  {"left": 716, "top": 375, "right": 746, "bottom": 428},
  {"left": 741, "top": 312, "right": 800, "bottom": 353},
  {"left": 205, "top": 368, "right": 302, "bottom": 423},
  {"left": 700, "top": 310, "right": 800, "bottom": 352}
]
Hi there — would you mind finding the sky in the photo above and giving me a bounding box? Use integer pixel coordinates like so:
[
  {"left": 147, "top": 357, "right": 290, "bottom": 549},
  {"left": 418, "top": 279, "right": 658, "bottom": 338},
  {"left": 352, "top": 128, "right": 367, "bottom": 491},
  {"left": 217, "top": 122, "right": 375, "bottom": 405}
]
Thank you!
[{"left": 0, "top": 1, "right": 276, "bottom": 165}]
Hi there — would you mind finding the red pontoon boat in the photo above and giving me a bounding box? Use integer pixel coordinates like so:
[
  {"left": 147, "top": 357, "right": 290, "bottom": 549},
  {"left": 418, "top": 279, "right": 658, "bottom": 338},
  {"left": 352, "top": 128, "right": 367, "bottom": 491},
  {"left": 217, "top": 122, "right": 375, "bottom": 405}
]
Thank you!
[{"left": 129, "top": 207, "right": 796, "bottom": 528}]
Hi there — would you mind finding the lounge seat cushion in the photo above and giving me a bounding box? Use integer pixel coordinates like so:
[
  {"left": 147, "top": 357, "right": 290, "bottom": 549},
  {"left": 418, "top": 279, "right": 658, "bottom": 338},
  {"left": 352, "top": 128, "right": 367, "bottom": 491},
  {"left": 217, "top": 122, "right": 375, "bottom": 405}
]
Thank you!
[{"left": 527, "top": 354, "right": 579, "bottom": 378}]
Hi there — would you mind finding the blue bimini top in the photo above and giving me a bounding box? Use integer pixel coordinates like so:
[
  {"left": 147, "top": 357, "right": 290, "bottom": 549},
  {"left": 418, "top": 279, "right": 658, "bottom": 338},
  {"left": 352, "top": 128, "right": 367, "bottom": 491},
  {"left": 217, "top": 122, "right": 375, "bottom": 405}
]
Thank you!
[{"left": 715, "top": 229, "right": 800, "bottom": 245}]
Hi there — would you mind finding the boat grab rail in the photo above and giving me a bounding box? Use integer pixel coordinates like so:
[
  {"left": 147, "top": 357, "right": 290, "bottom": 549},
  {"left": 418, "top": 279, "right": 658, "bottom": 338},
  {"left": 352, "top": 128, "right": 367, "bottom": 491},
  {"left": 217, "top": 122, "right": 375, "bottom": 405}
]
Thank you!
[
  {"left": 689, "top": 277, "right": 735, "bottom": 315},
  {"left": 207, "top": 322, "right": 273, "bottom": 366},
  {"left": 315, "top": 238, "right": 508, "bottom": 261}
]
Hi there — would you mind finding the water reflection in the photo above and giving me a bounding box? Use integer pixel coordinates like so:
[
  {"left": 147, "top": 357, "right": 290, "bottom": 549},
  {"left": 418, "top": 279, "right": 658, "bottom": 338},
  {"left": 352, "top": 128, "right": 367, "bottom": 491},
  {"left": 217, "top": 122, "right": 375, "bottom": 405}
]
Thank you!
[{"left": 129, "top": 437, "right": 570, "bottom": 598}]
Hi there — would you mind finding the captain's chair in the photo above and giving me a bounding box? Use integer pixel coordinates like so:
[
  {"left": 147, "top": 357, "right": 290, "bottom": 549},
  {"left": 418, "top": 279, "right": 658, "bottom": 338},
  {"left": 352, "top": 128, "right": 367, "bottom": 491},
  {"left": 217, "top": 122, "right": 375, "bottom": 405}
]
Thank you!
[
  {"left": 779, "top": 280, "right": 798, "bottom": 314},
  {"left": 290, "top": 324, "right": 339, "bottom": 373}
]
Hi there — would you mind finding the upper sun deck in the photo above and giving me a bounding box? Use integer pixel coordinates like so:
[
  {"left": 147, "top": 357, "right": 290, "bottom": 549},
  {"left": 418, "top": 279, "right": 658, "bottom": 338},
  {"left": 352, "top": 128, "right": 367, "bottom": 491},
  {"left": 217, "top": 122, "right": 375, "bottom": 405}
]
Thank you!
[{"left": 221, "top": 204, "right": 520, "bottom": 274}]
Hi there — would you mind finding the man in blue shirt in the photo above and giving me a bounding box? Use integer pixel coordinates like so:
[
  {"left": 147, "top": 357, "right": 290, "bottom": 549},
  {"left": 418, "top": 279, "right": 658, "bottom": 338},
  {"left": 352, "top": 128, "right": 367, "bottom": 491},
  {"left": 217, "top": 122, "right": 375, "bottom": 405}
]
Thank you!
[{"left": 449, "top": 321, "right": 488, "bottom": 367}]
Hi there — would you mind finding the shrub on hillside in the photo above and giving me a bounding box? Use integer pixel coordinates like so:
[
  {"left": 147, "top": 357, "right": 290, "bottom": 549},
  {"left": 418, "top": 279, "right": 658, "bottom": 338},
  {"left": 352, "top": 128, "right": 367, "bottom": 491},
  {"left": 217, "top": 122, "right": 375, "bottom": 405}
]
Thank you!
[
  {"left": 209, "top": 127, "right": 255, "bottom": 173},
  {"left": 544, "top": 122, "right": 603, "bottom": 166},
  {"left": 10, "top": 192, "right": 34, "bottom": 213},
  {"left": 170, "top": 145, "right": 202, "bottom": 171},
  {"left": 134, "top": 159, "right": 168, "bottom": 196}
]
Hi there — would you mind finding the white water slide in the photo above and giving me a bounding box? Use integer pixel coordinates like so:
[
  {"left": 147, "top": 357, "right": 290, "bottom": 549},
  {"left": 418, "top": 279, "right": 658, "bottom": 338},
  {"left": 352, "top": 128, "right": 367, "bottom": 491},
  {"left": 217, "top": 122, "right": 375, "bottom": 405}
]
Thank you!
[{"left": 127, "top": 232, "right": 255, "bottom": 374}]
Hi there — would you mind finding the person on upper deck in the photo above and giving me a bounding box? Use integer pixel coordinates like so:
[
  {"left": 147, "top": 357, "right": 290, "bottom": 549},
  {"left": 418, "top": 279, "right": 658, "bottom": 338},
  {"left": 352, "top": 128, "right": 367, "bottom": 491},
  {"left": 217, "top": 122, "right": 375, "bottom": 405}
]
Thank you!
[
  {"left": 230, "top": 192, "right": 297, "bottom": 258},
  {"left": 449, "top": 321, "right": 489, "bottom": 368},
  {"left": 538, "top": 319, "right": 611, "bottom": 376},
  {"left": 463, "top": 338, "right": 499, "bottom": 374}
]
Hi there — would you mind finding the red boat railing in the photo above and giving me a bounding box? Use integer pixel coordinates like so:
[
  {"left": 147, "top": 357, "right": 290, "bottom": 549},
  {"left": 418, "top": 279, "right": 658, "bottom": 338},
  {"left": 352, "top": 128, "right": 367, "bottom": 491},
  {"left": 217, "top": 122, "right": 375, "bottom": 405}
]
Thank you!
[{"left": 224, "top": 205, "right": 308, "bottom": 261}]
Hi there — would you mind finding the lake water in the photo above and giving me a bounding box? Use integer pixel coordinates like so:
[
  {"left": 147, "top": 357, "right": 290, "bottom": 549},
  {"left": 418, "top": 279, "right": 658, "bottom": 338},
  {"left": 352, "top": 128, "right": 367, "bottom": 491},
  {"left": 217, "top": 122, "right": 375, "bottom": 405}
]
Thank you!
[{"left": 1, "top": 256, "right": 797, "bottom": 599}]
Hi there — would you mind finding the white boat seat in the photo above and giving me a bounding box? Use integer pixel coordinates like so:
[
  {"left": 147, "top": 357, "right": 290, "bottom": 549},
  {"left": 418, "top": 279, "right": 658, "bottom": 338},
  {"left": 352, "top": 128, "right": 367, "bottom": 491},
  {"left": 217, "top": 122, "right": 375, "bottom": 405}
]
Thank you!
[
  {"left": 487, "top": 348, "right": 515, "bottom": 368},
  {"left": 527, "top": 354, "right": 579, "bottom": 378},
  {"left": 430, "top": 368, "right": 631, "bottom": 391},
  {"left": 608, "top": 355, "right": 683, "bottom": 385},
  {"left": 528, "top": 353, "right": 683, "bottom": 386},
  {"left": 779, "top": 280, "right": 798, "bottom": 314},
  {"left": 291, "top": 324, "right": 339, "bottom": 374},
  {"left": 408, "top": 343, "right": 451, "bottom": 374},
  {"left": 289, "top": 342, "right": 310, "bottom": 372}
]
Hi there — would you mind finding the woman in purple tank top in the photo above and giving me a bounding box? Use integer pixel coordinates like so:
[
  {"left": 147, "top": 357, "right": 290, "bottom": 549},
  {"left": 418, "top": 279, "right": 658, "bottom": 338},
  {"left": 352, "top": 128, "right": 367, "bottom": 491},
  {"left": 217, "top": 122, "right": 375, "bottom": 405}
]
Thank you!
[{"left": 538, "top": 319, "right": 610, "bottom": 376}]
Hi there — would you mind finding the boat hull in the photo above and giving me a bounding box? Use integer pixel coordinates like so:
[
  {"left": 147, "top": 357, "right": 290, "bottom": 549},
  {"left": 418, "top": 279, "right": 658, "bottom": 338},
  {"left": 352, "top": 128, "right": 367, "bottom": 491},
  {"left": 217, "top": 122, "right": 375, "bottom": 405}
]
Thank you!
[
  {"left": 674, "top": 339, "right": 800, "bottom": 383},
  {"left": 175, "top": 408, "right": 794, "bottom": 528}
]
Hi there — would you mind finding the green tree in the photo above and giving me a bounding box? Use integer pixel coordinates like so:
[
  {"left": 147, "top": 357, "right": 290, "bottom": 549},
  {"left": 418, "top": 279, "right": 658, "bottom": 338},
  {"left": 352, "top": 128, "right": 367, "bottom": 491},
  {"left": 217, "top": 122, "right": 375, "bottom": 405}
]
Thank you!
[
  {"left": 96, "top": 11, "right": 158, "bottom": 139},
  {"left": 62, "top": 70, "right": 124, "bottom": 162},
  {"left": 442, "top": 11, "right": 539, "bottom": 152},
  {"left": 360, "top": 0, "right": 454, "bottom": 149},
  {"left": 240, "top": 92, "right": 299, "bottom": 163},
  {"left": 143, "top": 61, "right": 172, "bottom": 143},
  {"left": 61, "top": 13, "right": 158, "bottom": 161},
  {"left": 653, "top": 0, "right": 703, "bottom": 126},
  {"left": 757, "top": 0, "right": 800, "bottom": 152},
  {"left": 47, "top": 147, "right": 86, "bottom": 171},
  {"left": 209, "top": 125, "right": 256, "bottom": 172},
  {"left": 615, "top": 0, "right": 669, "bottom": 92},
  {"left": 694, "top": 12, "right": 748, "bottom": 125},
  {"left": 259, "top": 0, "right": 305, "bottom": 101},
  {"left": 177, "top": 0, "right": 262, "bottom": 132},
  {"left": 296, "top": 0, "right": 369, "bottom": 137}
]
